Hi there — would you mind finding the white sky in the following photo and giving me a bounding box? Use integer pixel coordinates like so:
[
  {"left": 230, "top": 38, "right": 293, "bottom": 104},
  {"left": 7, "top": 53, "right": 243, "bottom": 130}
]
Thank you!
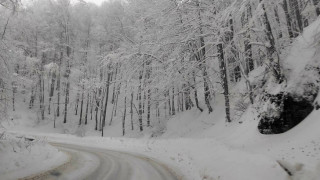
[
  {"left": 22, "top": 0, "right": 108, "bottom": 6},
  {"left": 76, "top": 0, "right": 108, "bottom": 6}
]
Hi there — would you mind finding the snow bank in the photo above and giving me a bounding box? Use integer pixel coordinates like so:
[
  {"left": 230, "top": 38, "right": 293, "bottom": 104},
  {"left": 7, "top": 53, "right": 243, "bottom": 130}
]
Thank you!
[{"left": 0, "top": 132, "right": 68, "bottom": 180}]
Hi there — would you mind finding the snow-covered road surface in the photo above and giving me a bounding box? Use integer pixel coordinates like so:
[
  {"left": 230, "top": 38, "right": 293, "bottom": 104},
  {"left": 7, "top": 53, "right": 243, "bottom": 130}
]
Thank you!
[{"left": 24, "top": 143, "right": 179, "bottom": 180}]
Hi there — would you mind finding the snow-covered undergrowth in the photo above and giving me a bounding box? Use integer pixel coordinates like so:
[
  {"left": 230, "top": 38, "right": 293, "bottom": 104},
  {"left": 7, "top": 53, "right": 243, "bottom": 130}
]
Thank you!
[{"left": 0, "top": 132, "right": 67, "bottom": 179}]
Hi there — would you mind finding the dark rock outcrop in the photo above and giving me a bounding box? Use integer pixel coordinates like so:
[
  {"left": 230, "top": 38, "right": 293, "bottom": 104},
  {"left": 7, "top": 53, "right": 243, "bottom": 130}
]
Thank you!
[
  {"left": 258, "top": 93, "right": 315, "bottom": 134},
  {"left": 258, "top": 61, "right": 320, "bottom": 134}
]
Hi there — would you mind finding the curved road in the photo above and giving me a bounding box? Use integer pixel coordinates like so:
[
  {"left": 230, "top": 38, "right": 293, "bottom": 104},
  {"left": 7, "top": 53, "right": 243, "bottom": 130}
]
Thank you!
[{"left": 29, "top": 143, "right": 179, "bottom": 180}]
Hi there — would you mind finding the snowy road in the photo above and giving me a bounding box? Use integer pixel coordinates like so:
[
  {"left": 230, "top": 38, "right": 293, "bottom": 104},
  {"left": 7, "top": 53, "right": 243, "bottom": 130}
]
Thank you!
[{"left": 26, "top": 143, "right": 179, "bottom": 180}]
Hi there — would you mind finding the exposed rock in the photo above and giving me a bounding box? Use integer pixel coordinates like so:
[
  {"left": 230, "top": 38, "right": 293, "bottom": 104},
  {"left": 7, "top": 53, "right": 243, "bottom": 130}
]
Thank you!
[
  {"left": 258, "top": 58, "right": 320, "bottom": 134},
  {"left": 258, "top": 93, "right": 315, "bottom": 134}
]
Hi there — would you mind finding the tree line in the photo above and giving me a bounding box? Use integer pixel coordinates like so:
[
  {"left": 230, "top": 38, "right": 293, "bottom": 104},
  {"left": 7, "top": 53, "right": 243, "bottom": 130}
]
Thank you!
[{"left": 0, "top": 0, "right": 319, "bottom": 136}]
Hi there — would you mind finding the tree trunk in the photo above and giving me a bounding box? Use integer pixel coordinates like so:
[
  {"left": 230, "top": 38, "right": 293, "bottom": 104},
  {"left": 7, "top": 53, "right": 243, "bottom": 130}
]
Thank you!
[
  {"left": 85, "top": 93, "right": 89, "bottom": 125},
  {"left": 102, "top": 72, "right": 111, "bottom": 136},
  {"left": 39, "top": 77, "right": 42, "bottom": 120},
  {"left": 53, "top": 103, "right": 56, "bottom": 128},
  {"left": 48, "top": 70, "right": 56, "bottom": 115},
  {"left": 289, "top": 0, "right": 303, "bottom": 34},
  {"left": 241, "top": 5, "right": 254, "bottom": 104},
  {"left": 90, "top": 93, "right": 93, "bottom": 120},
  {"left": 282, "top": 0, "right": 294, "bottom": 39},
  {"left": 130, "top": 91, "right": 134, "bottom": 130},
  {"left": 39, "top": 53, "right": 45, "bottom": 120},
  {"left": 63, "top": 10, "right": 71, "bottom": 124},
  {"left": 29, "top": 86, "right": 34, "bottom": 109},
  {"left": 111, "top": 66, "right": 117, "bottom": 104},
  {"left": 171, "top": 86, "right": 175, "bottom": 116},
  {"left": 244, "top": 39, "right": 253, "bottom": 73},
  {"left": 313, "top": 0, "right": 320, "bottom": 16},
  {"left": 1, "top": 16, "right": 10, "bottom": 40},
  {"left": 63, "top": 80, "right": 69, "bottom": 123},
  {"left": 12, "top": 82, "right": 15, "bottom": 111},
  {"left": 142, "top": 90, "right": 146, "bottom": 114},
  {"left": 122, "top": 83, "right": 127, "bottom": 136},
  {"left": 114, "top": 81, "right": 121, "bottom": 117},
  {"left": 180, "top": 87, "right": 184, "bottom": 112},
  {"left": 109, "top": 99, "right": 116, "bottom": 126},
  {"left": 145, "top": 59, "right": 151, "bottom": 127},
  {"left": 95, "top": 90, "right": 100, "bottom": 131},
  {"left": 147, "top": 87, "right": 151, "bottom": 127},
  {"left": 164, "top": 92, "right": 167, "bottom": 118},
  {"left": 192, "top": 72, "right": 202, "bottom": 112},
  {"left": 177, "top": 87, "right": 180, "bottom": 113},
  {"left": 168, "top": 90, "right": 171, "bottom": 116},
  {"left": 138, "top": 67, "right": 143, "bottom": 131},
  {"left": 99, "top": 90, "right": 105, "bottom": 131},
  {"left": 75, "top": 91, "right": 79, "bottom": 115},
  {"left": 274, "top": 6, "right": 283, "bottom": 38},
  {"left": 79, "top": 86, "right": 84, "bottom": 125},
  {"left": 56, "top": 51, "right": 62, "bottom": 117},
  {"left": 261, "top": 0, "right": 282, "bottom": 82},
  {"left": 63, "top": 68, "right": 70, "bottom": 124},
  {"left": 217, "top": 43, "right": 231, "bottom": 122},
  {"left": 41, "top": 78, "right": 45, "bottom": 120},
  {"left": 196, "top": 0, "right": 213, "bottom": 113}
]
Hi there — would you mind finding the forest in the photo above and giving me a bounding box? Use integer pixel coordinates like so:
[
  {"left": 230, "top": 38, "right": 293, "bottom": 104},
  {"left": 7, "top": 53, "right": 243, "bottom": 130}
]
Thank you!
[
  {"left": 2, "top": 0, "right": 320, "bottom": 179},
  {"left": 0, "top": 0, "right": 320, "bottom": 136}
]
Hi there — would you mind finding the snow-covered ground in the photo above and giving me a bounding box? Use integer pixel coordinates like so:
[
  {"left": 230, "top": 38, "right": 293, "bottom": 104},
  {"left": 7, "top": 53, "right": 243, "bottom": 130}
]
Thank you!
[{"left": 6, "top": 98, "right": 320, "bottom": 180}]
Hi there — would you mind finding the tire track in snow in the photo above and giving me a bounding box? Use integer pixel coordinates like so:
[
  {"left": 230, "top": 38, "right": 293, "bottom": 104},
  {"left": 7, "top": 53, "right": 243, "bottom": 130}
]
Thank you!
[{"left": 21, "top": 143, "right": 180, "bottom": 180}]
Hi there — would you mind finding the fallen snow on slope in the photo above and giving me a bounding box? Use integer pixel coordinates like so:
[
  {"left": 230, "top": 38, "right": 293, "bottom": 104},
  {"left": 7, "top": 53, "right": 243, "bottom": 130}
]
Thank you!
[{"left": 283, "top": 16, "right": 320, "bottom": 89}]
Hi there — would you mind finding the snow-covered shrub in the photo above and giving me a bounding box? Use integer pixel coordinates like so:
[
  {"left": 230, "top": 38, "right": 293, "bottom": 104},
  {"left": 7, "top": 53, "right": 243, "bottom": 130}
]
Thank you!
[
  {"left": 234, "top": 96, "right": 250, "bottom": 119},
  {"left": 0, "top": 132, "right": 40, "bottom": 153},
  {"left": 150, "top": 122, "right": 167, "bottom": 137}
]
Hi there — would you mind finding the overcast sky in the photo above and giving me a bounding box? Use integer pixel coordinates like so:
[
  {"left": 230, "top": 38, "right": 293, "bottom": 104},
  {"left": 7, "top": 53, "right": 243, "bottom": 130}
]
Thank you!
[
  {"left": 22, "top": 0, "right": 108, "bottom": 6},
  {"left": 80, "top": 0, "right": 107, "bottom": 6}
]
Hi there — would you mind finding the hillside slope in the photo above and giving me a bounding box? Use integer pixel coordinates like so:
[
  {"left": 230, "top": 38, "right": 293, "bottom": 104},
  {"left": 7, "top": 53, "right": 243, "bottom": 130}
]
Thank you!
[{"left": 3, "top": 8, "right": 320, "bottom": 180}]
